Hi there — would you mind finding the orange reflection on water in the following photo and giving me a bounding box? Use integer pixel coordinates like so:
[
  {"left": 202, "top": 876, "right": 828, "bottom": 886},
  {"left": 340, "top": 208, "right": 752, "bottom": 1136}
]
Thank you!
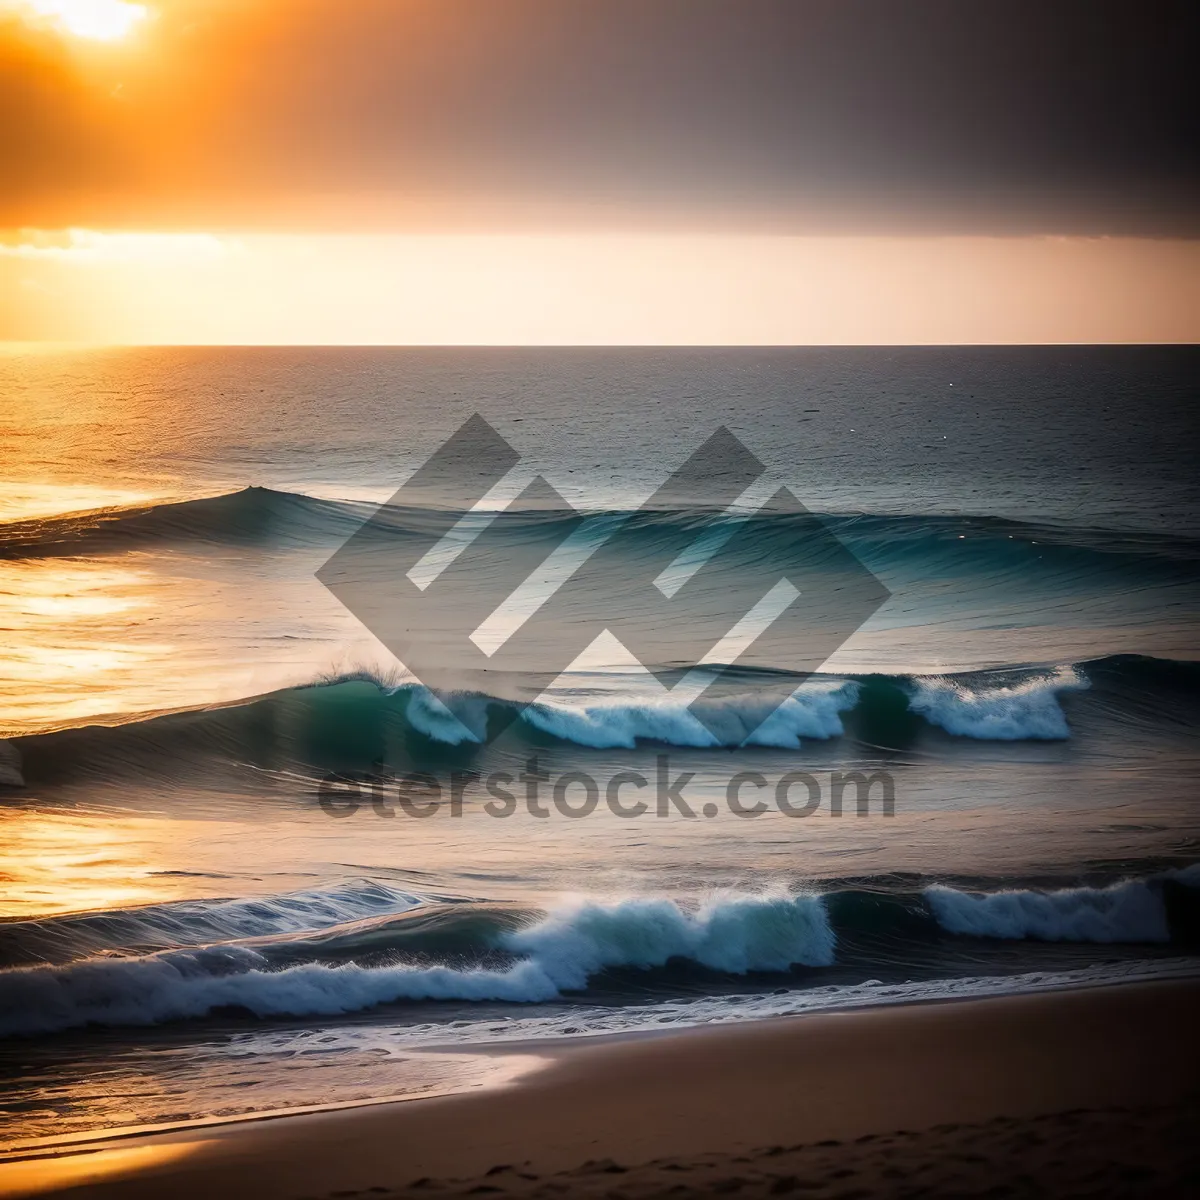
[
  {"left": 0, "top": 560, "right": 174, "bottom": 734},
  {"left": 0, "top": 810, "right": 193, "bottom": 918},
  {"left": 19, "top": 593, "right": 136, "bottom": 618},
  {"left": 5, "top": 644, "right": 162, "bottom": 678},
  {"left": 0, "top": 561, "right": 147, "bottom": 610},
  {"left": 0, "top": 1140, "right": 208, "bottom": 1199},
  {"left": 0, "top": 483, "right": 163, "bottom": 523}
]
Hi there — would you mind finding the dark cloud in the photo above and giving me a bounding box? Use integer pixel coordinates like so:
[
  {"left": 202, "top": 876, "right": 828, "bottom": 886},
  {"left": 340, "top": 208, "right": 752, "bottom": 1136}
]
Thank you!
[{"left": 2, "top": 0, "right": 1196, "bottom": 233}]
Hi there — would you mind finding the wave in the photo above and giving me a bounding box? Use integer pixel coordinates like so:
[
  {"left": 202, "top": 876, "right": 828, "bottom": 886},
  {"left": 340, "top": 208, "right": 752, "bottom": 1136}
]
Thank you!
[
  {"left": 0, "top": 893, "right": 834, "bottom": 1037},
  {"left": 417, "top": 665, "right": 1083, "bottom": 748},
  {"left": 0, "top": 487, "right": 372, "bottom": 559},
  {"left": 500, "top": 680, "right": 859, "bottom": 750},
  {"left": 14, "top": 656, "right": 1198, "bottom": 784},
  {"left": 5, "top": 485, "right": 1200, "bottom": 569},
  {"left": 0, "top": 738, "right": 22, "bottom": 787},
  {"left": 2, "top": 870, "right": 1197, "bottom": 1037},
  {"left": 504, "top": 893, "right": 835, "bottom": 984},
  {"left": 0, "top": 880, "right": 426, "bottom": 968},
  {"left": 925, "top": 881, "right": 1171, "bottom": 943},
  {"left": 906, "top": 666, "right": 1089, "bottom": 740}
]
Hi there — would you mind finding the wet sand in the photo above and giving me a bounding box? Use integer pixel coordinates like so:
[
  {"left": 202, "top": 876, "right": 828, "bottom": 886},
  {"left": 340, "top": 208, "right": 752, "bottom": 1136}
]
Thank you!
[{"left": 3, "top": 980, "right": 1198, "bottom": 1199}]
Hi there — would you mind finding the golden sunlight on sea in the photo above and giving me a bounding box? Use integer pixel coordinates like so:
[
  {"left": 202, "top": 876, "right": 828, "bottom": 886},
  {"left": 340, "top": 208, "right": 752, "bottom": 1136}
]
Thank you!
[
  {"left": 0, "top": 810, "right": 191, "bottom": 917},
  {"left": 0, "top": 482, "right": 163, "bottom": 522},
  {"left": 0, "top": 559, "right": 177, "bottom": 732}
]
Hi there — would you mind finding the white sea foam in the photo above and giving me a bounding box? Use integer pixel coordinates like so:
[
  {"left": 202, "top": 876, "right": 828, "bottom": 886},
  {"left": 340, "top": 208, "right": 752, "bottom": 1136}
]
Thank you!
[
  {"left": 1166, "top": 863, "right": 1200, "bottom": 888},
  {"left": 0, "top": 892, "right": 834, "bottom": 1036},
  {"left": 925, "top": 880, "right": 1170, "bottom": 943},
  {"left": 404, "top": 689, "right": 488, "bottom": 744},
  {"left": 505, "top": 892, "right": 835, "bottom": 989},
  {"left": 294, "top": 957, "right": 1200, "bottom": 1051},
  {"left": 406, "top": 669, "right": 1086, "bottom": 747},
  {"left": 907, "top": 666, "right": 1088, "bottom": 740},
  {"left": 521, "top": 681, "right": 859, "bottom": 750}
]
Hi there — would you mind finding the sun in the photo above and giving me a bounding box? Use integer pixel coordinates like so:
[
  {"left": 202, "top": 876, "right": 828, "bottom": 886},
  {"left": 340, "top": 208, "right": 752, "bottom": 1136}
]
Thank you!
[{"left": 11, "top": 0, "right": 149, "bottom": 42}]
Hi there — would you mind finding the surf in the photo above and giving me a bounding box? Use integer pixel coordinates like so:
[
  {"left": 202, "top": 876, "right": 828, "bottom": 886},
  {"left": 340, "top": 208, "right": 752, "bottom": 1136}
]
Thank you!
[
  {"left": 9, "top": 656, "right": 1199, "bottom": 789},
  {"left": 2, "top": 871, "right": 1198, "bottom": 1037}
]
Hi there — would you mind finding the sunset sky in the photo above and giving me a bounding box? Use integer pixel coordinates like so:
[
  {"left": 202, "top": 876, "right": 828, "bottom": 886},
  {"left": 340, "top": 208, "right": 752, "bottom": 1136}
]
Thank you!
[{"left": 2, "top": 0, "right": 1196, "bottom": 343}]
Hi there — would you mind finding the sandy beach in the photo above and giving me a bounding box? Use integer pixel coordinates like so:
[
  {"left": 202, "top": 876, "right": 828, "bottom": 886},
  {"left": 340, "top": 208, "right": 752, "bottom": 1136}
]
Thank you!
[{"left": 3, "top": 979, "right": 1198, "bottom": 1200}]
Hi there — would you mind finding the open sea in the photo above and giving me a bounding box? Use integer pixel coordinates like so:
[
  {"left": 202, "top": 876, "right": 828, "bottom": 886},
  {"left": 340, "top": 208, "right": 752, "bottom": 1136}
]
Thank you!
[{"left": 1, "top": 345, "right": 1199, "bottom": 1151}]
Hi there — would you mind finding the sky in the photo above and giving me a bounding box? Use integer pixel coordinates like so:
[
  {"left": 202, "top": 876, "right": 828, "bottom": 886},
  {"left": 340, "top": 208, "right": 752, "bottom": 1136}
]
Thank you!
[{"left": 1, "top": 0, "right": 1196, "bottom": 343}]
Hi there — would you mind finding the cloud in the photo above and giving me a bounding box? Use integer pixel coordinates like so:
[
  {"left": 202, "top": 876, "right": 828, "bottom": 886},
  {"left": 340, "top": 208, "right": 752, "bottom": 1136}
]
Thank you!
[
  {"left": 0, "top": 1, "right": 1195, "bottom": 235},
  {"left": 0, "top": 227, "right": 231, "bottom": 262}
]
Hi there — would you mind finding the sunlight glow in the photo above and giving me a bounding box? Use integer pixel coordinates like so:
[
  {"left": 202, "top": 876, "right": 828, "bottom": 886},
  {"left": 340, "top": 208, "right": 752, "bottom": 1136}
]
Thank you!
[
  {"left": 0, "top": 482, "right": 162, "bottom": 522},
  {"left": 0, "top": 228, "right": 229, "bottom": 263},
  {"left": 0, "top": 1140, "right": 207, "bottom": 1194},
  {"left": 0, "top": 810, "right": 186, "bottom": 918},
  {"left": 8, "top": 0, "right": 149, "bottom": 43},
  {"left": 3, "top": 230, "right": 1197, "bottom": 345}
]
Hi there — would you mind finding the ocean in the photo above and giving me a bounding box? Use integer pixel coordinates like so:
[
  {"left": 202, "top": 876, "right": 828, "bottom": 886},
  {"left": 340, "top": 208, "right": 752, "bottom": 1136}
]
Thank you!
[{"left": 1, "top": 345, "right": 1199, "bottom": 1150}]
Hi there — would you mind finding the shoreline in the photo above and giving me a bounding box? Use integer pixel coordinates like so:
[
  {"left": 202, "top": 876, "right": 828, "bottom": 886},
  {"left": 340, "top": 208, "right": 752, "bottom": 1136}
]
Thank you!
[
  {"left": 6, "top": 959, "right": 1200, "bottom": 1161},
  {"left": 3, "top": 977, "right": 1198, "bottom": 1198}
]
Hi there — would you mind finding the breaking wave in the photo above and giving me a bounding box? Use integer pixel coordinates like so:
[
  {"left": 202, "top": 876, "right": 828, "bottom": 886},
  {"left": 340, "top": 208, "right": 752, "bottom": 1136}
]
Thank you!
[
  {"left": 2, "top": 870, "right": 1197, "bottom": 1037},
  {"left": 925, "top": 881, "right": 1171, "bottom": 943},
  {"left": 517, "top": 681, "right": 859, "bottom": 750},
  {"left": 16, "top": 657, "right": 1196, "bottom": 790},
  {"left": 907, "top": 666, "right": 1089, "bottom": 740},
  {"left": 0, "top": 893, "right": 834, "bottom": 1037}
]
